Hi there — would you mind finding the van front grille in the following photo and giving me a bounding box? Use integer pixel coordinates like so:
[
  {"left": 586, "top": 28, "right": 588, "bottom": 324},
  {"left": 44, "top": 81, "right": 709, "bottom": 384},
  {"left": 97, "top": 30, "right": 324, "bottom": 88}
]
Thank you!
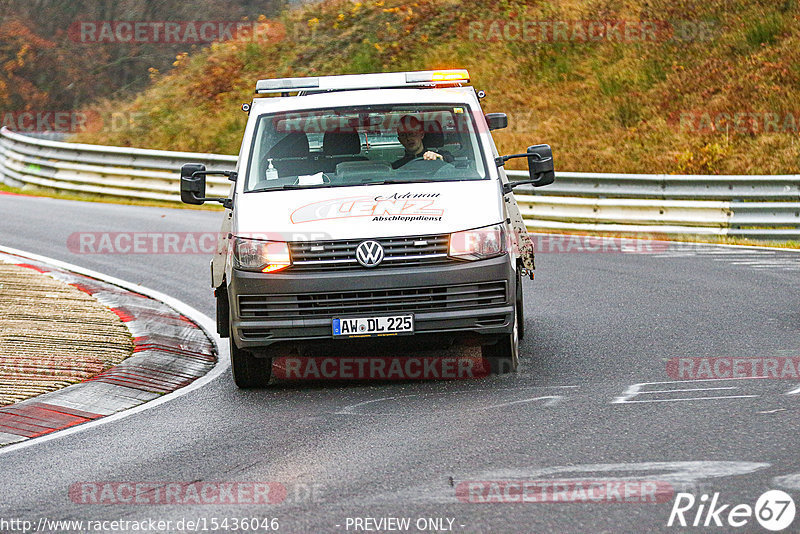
[
  {"left": 288, "top": 234, "right": 452, "bottom": 271},
  {"left": 238, "top": 281, "right": 508, "bottom": 320}
]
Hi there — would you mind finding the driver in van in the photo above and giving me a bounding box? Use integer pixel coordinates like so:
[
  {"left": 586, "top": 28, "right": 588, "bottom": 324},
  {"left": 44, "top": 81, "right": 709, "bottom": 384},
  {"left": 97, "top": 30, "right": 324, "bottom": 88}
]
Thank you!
[{"left": 392, "top": 115, "right": 454, "bottom": 169}]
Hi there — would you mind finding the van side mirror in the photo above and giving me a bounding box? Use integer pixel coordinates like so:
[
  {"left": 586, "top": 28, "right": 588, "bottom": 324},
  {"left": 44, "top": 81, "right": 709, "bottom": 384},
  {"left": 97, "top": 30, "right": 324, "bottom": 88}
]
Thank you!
[
  {"left": 526, "top": 144, "right": 555, "bottom": 186},
  {"left": 495, "top": 144, "right": 556, "bottom": 194},
  {"left": 485, "top": 113, "right": 508, "bottom": 131},
  {"left": 180, "top": 163, "right": 207, "bottom": 205}
]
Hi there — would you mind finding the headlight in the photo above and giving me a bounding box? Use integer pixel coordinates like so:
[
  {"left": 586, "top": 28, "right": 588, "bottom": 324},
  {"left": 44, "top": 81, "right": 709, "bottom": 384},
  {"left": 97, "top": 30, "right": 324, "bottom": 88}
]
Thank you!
[
  {"left": 232, "top": 237, "right": 291, "bottom": 273},
  {"left": 449, "top": 223, "right": 506, "bottom": 260}
]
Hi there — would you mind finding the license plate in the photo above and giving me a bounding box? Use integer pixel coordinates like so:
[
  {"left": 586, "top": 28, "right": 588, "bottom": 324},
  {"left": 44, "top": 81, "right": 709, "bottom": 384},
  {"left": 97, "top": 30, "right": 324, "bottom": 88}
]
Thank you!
[{"left": 332, "top": 315, "right": 414, "bottom": 338}]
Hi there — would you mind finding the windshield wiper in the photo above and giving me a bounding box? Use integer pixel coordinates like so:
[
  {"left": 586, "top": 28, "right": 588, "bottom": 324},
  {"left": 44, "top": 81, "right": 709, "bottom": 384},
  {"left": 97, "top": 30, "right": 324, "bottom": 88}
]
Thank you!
[
  {"left": 280, "top": 183, "right": 337, "bottom": 189},
  {"left": 248, "top": 182, "right": 347, "bottom": 192},
  {"left": 360, "top": 179, "right": 440, "bottom": 186},
  {"left": 248, "top": 178, "right": 450, "bottom": 192}
]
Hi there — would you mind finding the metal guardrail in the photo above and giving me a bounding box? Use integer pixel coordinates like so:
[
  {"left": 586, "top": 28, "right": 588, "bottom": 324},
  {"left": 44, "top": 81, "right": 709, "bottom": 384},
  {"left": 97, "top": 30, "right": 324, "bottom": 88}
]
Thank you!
[
  {"left": 508, "top": 171, "right": 799, "bottom": 239},
  {"left": 512, "top": 171, "right": 800, "bottom": 200},
  {"left": 0, "top": 127, "right": 797, "bottom": 239},
  {"left": 0, "top": 127, "right": 235, "bottom": 202}
]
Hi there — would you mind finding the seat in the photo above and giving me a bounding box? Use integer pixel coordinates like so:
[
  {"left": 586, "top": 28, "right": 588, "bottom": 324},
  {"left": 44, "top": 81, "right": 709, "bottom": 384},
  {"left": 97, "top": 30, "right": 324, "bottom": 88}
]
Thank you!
[
  {"left": 269, "top": 132, "right": 310, "bottom": 158},
  {"left": 422, "top": 120, "right": 444, "bottom": 149},
  {"left": 264, "top": 133, "right": 317, "bottom": 177},
  {"left": 321, "top": 132, "right": 367, "bottom": 172}
]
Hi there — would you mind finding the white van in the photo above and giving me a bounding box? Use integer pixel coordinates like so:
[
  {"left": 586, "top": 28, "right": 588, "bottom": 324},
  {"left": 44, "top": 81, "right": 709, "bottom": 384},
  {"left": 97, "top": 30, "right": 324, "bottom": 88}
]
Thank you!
[{"left": 180, "top": 69, "right": 554, "bottom": 387}]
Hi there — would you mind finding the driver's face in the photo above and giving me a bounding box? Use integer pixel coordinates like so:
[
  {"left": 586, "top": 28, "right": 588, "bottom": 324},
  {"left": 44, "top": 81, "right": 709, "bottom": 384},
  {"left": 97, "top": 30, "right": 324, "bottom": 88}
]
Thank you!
[{"left": 397, "top": 129, "right": 424, "bottom": 153}]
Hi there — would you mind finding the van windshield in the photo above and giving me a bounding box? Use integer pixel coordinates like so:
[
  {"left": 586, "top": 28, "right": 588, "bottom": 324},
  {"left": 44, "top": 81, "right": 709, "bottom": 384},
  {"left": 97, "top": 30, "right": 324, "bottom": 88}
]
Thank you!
[{"left": 244, "top": 103, "right": 488, "bottom": 192}]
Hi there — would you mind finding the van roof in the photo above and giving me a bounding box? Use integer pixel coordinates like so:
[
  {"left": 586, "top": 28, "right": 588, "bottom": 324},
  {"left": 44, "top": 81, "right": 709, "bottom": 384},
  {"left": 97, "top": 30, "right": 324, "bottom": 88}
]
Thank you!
[
  {"left": 254, "top": 69, "right": 470, "bottom": 95},
  {"left": 248, "top": 86, "right": 477, "bottom": 115}
]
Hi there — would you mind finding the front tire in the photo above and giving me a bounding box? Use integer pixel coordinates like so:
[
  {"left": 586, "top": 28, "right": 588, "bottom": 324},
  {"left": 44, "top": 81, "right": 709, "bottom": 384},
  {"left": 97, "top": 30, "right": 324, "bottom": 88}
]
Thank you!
[
  {"left": 481, "top": 302, "right": 519, "bottom": 374},
  {"left": 230, "top": 335, "right": 272, "bottom": 388}
]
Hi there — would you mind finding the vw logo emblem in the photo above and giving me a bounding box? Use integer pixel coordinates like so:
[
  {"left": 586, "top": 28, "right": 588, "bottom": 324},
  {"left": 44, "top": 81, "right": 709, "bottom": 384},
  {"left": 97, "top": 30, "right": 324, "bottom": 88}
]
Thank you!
[{"left": 355, "top": 240, "right": 384, "bottom": 267}]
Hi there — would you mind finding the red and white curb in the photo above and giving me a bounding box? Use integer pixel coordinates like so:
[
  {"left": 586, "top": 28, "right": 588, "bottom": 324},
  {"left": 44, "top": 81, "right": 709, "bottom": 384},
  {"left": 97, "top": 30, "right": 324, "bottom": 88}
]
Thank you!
[{"left": 0, "top": 248, "right": 221, "bottom": 447}]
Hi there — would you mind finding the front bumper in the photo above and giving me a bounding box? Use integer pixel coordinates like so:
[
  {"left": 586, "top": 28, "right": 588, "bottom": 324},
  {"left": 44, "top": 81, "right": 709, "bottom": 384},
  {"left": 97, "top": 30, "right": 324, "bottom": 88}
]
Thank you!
[{"left": 229, "top": 254, "right": 515, "bottom": 351}]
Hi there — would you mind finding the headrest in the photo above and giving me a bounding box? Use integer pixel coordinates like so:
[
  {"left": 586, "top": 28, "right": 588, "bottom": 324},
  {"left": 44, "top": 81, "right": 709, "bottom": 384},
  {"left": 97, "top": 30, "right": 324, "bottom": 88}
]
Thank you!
[
  {"left": 268, "top": 133, "right": 309, "bottom": 158},
  {"left": 422, "top": 120, "right": 444, "bottom": 148},
  {"left": 323, "top": 132, "right": 361, "bottom": 156}
]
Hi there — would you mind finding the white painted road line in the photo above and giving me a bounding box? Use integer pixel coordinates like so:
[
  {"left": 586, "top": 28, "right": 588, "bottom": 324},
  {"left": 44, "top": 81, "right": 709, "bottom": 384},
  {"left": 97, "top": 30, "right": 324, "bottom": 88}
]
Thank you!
[{"left": 611, "top": 379, "right": 768, "bottom": 404}]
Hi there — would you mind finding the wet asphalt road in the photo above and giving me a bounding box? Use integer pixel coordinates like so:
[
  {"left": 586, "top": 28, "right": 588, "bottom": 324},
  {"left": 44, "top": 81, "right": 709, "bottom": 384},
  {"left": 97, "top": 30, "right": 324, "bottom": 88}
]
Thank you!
[{"left": 1, "top": 193, "right": 799, "bottom": 533}]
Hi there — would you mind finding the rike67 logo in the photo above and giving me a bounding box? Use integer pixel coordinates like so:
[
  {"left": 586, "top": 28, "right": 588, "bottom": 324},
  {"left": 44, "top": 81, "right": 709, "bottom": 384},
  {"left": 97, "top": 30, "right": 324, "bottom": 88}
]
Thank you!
[{"left": 668, "top": 490, "right": 795, "bottom": 531}]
